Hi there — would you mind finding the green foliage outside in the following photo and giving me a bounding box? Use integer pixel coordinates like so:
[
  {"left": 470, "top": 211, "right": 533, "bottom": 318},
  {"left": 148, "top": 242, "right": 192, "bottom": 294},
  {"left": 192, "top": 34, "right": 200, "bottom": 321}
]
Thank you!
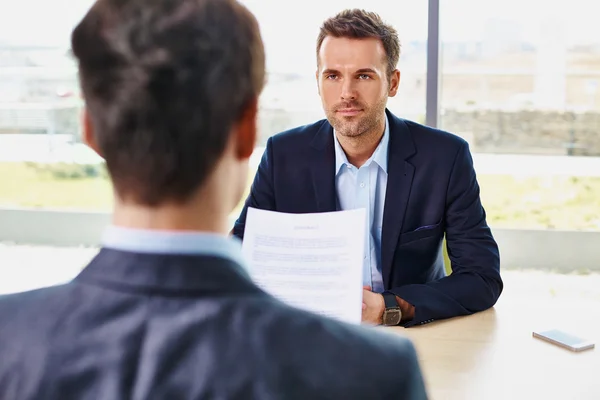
[{"left": 1, "top": 162, "right": 599, "bottom": 231}]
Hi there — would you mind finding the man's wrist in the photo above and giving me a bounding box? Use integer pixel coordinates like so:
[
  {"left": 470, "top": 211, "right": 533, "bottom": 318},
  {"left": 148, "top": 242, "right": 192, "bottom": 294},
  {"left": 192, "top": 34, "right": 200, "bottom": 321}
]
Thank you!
[
  {"left": 379, "top": 293, "right": 416, "bottom": 324},
  {"left": 377, "top": 294, "right": 386, "bottom": 324},
  {"left": 394, "top": 296, "right": 415, "bottom": 321}
]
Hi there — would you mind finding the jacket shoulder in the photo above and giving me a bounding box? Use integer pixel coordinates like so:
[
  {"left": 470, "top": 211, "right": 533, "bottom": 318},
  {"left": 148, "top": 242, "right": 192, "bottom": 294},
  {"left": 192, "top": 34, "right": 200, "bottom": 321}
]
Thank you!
[
  {"left": 268, "top": 118, "right": 329, "bottom": 148},
  {"left": 0, "top": 285, "right": 77, "bottom": 396},
  {"left": 242, "top": 298, "right": 427, "bottom": 398},
  {"left": 0, "top": 284, "right": 73, "bottom": 327}
]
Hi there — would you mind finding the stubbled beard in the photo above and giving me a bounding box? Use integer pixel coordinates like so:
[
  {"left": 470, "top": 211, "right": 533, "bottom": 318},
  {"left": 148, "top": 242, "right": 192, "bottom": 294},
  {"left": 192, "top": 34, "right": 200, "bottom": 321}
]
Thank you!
[
  {"left": 330, "top": 114, "right": 373, "bottom": 137},
  {"left": 326, "top": 98, "right": 387, "bottom": 138}
]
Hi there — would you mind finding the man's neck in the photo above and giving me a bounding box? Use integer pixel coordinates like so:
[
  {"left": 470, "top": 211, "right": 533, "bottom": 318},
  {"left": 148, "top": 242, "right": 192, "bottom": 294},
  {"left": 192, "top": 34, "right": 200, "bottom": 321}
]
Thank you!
[
  {"left": 111, "top": 198, "right": 230, "bottom": 235},
  {"left": 108, "top": 150, "right": 243, "bottom": 235},
  {"left": 336, "top": 117, "right": 386, "bottom": 168}
]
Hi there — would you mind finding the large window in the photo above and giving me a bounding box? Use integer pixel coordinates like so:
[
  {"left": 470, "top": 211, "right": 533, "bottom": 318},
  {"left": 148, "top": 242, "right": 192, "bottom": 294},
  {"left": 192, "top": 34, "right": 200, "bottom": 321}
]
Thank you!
[
  {"left": 0, "top": 0, "right": 108, "bottom": 211},
  {"left": 0, "top": 0, "right": 426, "bottom": 213},
  {"left": 440, "top": 0, "right": 600, "bottom": 231},
  {"left": 0, "top": 1, "right": 597, "bottom": 292}
]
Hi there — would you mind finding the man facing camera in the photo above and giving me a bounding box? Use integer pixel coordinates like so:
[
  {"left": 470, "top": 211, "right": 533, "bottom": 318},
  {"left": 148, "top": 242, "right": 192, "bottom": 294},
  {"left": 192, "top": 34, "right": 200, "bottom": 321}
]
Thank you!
[
  {"left": 234, "top": 9, "right": 503, "bottom": 327},
  {"left": 0, "top": 1, "right": 427, "bottom": 399}
]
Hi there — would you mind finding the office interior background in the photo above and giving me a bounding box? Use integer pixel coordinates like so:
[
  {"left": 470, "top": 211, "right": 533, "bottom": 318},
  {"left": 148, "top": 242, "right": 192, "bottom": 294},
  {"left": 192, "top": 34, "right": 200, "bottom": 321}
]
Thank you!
[{"left": 0, "top": 0, "right": 599, "bottom": 300}]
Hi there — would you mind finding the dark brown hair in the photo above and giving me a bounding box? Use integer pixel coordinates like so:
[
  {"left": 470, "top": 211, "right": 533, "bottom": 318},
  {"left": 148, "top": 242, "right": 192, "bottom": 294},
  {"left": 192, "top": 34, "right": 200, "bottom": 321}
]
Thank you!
[
  {"left": 316, "top": 9, "right": 400, "bottom": 79},
  {"left": 71, "top": 0, "right": 265, "bottom": 206}
]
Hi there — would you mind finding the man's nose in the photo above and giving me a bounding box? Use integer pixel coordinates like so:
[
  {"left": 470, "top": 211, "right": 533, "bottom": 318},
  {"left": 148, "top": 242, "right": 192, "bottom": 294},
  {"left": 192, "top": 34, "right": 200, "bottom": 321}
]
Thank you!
[{"left": 340, "top": 79, "right": 357, "bottom": 101}]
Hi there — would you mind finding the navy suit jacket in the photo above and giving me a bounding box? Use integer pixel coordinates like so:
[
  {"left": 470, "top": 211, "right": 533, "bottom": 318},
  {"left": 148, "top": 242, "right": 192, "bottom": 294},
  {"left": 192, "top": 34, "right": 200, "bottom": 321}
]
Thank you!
[
  {"left": 233, "top": 109, "right": 503, "bottom": 327},
  {"left": 0, "top": 249, "right": 428, "bottom": 399}
]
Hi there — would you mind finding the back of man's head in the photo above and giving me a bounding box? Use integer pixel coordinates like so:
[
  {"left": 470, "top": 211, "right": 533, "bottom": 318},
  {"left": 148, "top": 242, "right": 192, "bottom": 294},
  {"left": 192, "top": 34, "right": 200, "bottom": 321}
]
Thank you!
[{"left": 72, "top": 0, "right": 265, "bottom": 207}]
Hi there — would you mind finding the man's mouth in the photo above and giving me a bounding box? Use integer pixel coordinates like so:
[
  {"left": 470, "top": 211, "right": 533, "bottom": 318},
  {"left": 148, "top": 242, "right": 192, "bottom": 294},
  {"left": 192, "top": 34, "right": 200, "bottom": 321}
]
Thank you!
[{"left": 336, "top": 108, "right": 362, "bottom": 116}]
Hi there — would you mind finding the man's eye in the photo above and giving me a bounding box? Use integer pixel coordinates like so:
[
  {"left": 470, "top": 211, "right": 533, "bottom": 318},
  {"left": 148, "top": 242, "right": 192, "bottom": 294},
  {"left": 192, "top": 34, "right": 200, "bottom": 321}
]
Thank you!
[
  {"left": 326, "top": 74, "right": 337, "bottom": 80},
  {"left": 358, "top": 74, "right": 370, "bottom": 80}
]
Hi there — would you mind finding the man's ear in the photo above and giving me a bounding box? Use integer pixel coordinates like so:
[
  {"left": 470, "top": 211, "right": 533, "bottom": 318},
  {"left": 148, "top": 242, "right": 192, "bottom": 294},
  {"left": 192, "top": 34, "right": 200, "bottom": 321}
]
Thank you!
[
  {"left": 82, "top": 109, "right": 103, "bottom": 158},
  {"left": 235, "top": 97, "right": 258, "bottom": 160},
  {"left": 388, "top": 69, "right": 401, "bottom": 98}
]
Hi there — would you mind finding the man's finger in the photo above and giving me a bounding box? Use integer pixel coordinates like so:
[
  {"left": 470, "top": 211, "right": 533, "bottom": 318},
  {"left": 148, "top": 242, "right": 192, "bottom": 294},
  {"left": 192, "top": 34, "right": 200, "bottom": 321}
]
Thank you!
[{"left": 362, "top": 302, "right": 367, "bottom": 310}]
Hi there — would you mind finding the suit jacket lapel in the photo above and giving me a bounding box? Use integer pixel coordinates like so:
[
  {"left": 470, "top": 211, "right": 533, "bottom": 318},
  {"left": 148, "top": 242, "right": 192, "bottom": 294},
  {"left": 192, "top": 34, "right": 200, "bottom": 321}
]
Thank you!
[
  {"left": 310, "top": 120, "right": 337, "bottom": 212},
  {"left": 381, "top": 110, "right": 416, "bottom": 287}
]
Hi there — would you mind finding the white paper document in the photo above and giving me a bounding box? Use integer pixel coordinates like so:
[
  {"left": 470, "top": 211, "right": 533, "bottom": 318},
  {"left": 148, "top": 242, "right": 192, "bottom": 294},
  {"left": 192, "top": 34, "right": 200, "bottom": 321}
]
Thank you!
[{"left": 241, "top": 207, "right": 366, "bottom": 324}]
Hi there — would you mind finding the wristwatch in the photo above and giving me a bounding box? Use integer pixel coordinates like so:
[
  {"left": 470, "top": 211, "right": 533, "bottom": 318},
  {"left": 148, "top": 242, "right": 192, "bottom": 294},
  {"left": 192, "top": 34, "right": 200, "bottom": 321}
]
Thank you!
[{"left": 382, "top": 292, "right": 402, "bottom": 326}]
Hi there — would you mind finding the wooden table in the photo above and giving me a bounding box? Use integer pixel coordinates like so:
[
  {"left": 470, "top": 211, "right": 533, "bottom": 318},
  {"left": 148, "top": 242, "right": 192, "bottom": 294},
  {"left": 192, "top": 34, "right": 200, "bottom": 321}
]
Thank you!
[{"left": 390, "top": 296, "right": 600, "bottom": 400}]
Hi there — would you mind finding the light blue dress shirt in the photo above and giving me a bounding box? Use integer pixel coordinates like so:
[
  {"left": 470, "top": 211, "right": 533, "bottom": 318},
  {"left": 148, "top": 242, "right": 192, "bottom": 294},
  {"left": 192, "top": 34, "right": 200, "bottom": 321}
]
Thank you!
[
  {"left": 101, "top": 226, "right": 248, "bottom": 275},
  {"left": 334, "top": 115, "right": 389, "bottom": 293}
]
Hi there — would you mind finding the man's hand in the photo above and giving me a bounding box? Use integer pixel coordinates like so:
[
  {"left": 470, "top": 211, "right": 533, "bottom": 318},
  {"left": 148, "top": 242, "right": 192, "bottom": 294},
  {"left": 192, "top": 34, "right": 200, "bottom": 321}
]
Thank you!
[{"left": 362, "top": 286, "right": 385, "bottom": 325}]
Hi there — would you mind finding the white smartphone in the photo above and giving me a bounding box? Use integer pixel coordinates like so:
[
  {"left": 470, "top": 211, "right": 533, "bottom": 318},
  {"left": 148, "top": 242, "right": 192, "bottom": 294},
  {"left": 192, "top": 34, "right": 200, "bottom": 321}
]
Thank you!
[{"left": 532, "top": 329, "right": 595, "bottom": 352}]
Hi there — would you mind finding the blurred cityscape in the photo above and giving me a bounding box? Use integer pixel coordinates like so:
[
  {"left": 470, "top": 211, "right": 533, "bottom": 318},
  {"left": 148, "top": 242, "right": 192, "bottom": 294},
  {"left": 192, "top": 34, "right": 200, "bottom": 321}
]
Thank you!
[{"left": 0, "top": 2, "right": 599, "bottom": 159}]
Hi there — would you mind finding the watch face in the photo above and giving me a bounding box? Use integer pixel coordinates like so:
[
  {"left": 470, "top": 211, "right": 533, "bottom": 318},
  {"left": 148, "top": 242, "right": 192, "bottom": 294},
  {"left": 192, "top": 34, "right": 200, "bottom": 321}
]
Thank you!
[{"left": 383, "top": 309, "right": 402, "bottom": 326}]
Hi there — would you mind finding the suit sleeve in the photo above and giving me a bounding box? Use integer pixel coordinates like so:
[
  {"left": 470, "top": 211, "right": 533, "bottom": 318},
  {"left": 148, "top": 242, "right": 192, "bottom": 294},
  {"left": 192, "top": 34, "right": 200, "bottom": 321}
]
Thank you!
[
  {"left": 232, "top": 137, "right": 276, "bottom": 240},
  {"left": 390, "top": 141, "right": 503, "bottom": 327}
]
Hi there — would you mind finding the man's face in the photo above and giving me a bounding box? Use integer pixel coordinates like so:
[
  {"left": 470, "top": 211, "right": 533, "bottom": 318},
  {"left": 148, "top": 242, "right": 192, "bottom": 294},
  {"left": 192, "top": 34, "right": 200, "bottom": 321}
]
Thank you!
[{"left": 316, "top": 36, "right": 399, "bottom": 138}]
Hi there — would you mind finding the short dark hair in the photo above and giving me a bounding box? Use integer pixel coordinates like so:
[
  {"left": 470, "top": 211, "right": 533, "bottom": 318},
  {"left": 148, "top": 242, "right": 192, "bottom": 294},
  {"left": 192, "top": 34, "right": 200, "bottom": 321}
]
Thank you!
[
  {"left": 316, "top": 9, "right": 400, "bottom": 79},
  {"left": 71, "top": 0, "right": 265, "bottom": 205}
]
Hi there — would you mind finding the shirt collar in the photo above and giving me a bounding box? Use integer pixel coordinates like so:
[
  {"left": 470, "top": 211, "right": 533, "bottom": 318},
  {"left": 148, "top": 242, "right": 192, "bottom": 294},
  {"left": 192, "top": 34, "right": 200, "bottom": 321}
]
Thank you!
[
  {"left": 101, "top": 225, "right": 248, "bottom": 271},
  {"left": 333, "top": 113, "right": 389, "bottom": 174}
]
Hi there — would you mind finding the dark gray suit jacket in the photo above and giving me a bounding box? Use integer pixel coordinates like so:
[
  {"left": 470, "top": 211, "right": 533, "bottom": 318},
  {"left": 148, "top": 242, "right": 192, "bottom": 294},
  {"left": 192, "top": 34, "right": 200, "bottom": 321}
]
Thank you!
[{"left": 0, "top": 248, "right": 428, "bottom": 399}]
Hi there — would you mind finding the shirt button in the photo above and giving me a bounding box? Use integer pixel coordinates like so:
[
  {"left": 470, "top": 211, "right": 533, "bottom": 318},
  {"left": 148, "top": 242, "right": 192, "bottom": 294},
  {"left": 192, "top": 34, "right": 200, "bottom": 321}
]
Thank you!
[
  {"left": 347, "top": 165, "right": 352, "bottom": 169},
  {"left": 360, "top": 182, "right": 365, "bottom": 188}
]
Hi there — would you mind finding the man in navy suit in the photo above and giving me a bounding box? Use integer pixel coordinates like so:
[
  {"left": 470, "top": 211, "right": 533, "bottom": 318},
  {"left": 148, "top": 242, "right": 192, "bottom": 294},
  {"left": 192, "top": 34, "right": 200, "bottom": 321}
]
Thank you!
[
  {"left": 0, "top": 1, "right": 428, "bottom": 399},
  {"left": 233, "top": 9, "right": 503, "bottom": 328}
]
